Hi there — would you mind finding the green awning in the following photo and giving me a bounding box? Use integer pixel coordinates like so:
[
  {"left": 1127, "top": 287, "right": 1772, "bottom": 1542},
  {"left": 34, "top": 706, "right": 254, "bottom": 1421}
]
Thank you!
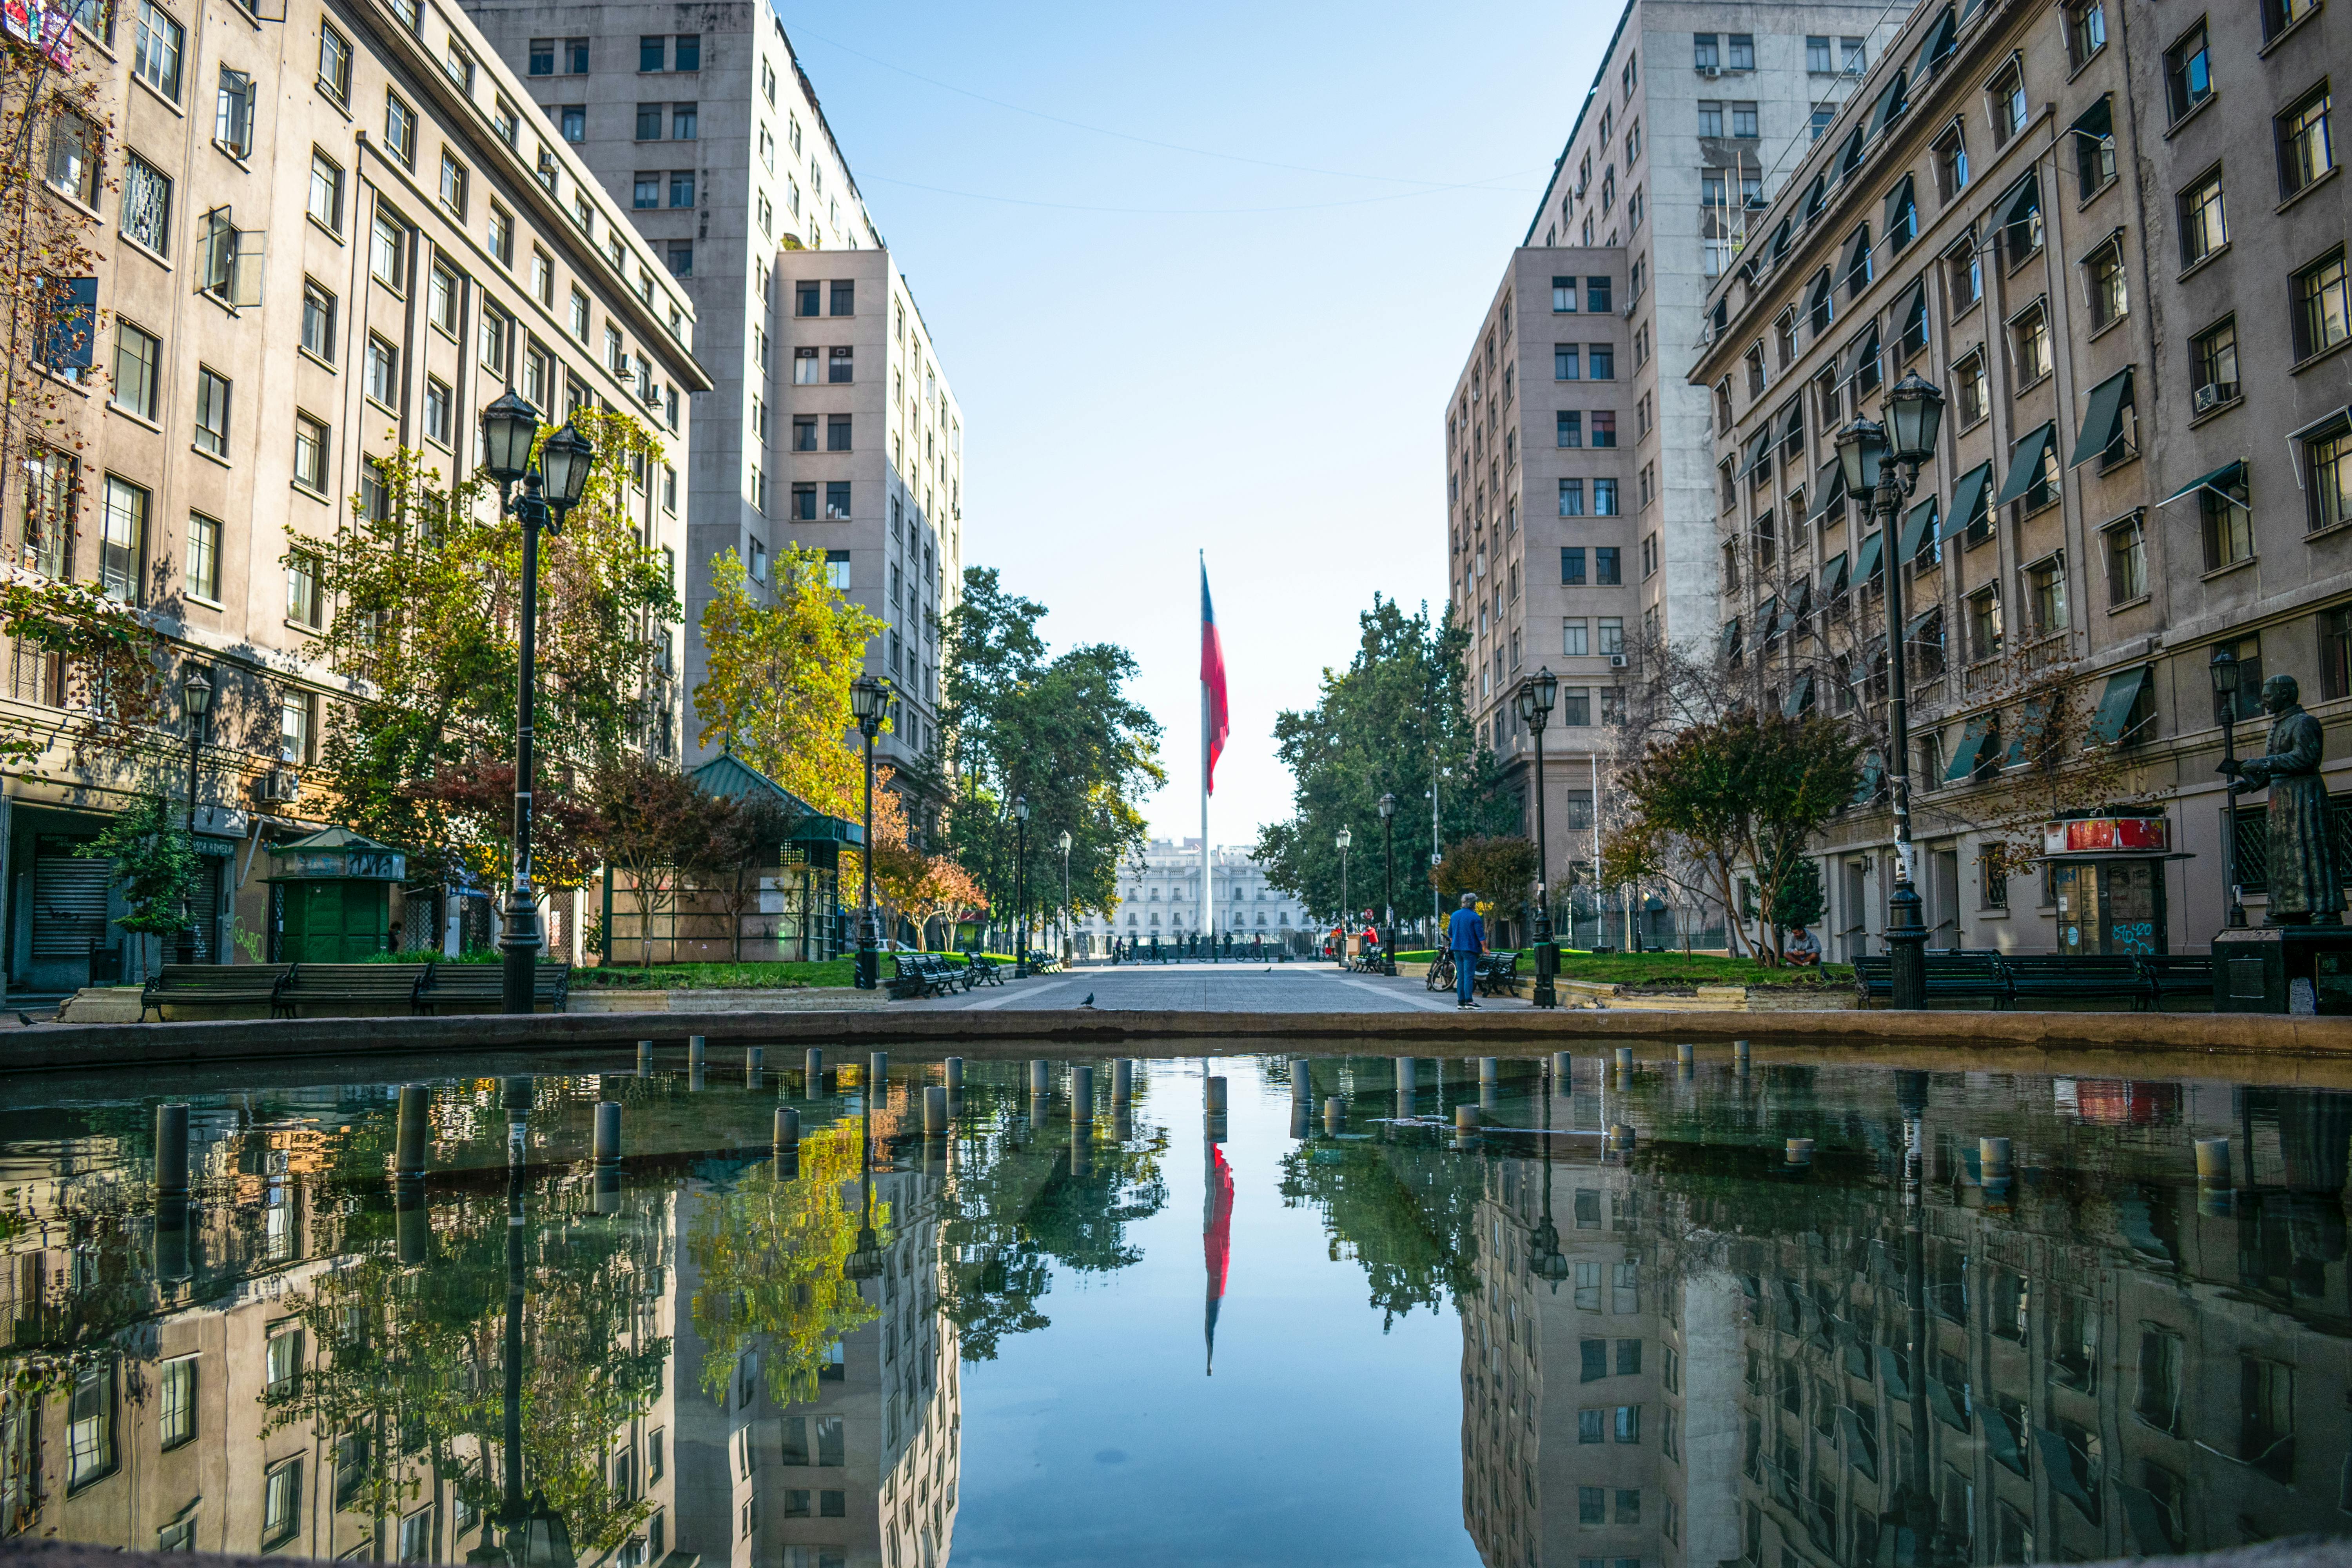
[
  {"left": 1776, "top": 590, "right": 1802, "bottom": 633},
  {"left": 1771, "top": 217, "right": 1793, "bottom": 261},
  {"left": 1855, "top": 529, "right": 1885, "bottom": 581},
  {"left": 1783, "top": 675, "right": 1815, "bottom": 716},
  {"left": 2158, "top": 457, "right": 2246, "bottom": 509},
  {"left": 1744, "top": 426, "right": 1776, "bottom": 476},
  {"left": 1805, "top": 172, "right": 1828, "bottom": 220},
  {"left": 1906, "top": 608, "right": 1941, "bottom": 645},
  {"left": 2004, "top": 696, "right": 2051, "bottom": 767},
  {"left": 1869, "top": 69, "right": 1909, "bottom": 137},
  {"left": 1821, "top": 552, "right": 1850, "bottom": 597},
  {"left": 1845, "top": 325, "right": 1881, "bottom": 387},
  {"left": 1837, "top": 1406, "right": 1879, "bottom": 1481},
  {"left": 689, "top": 751, "right": 865, "bottom": 846},
  {"left": 1898, "top": 496, "right": 1940, "bottom": 559},
  {"left": 1922, "top": 5, "right": 1959, "bottom": 73},
  {"left": 2088, "top": 665, "right": 2152, "bottom": 744},
  {"left": 1757, "top": 595, "right": 1779, "bottom": 636},
  {"left": 1984, "top": 1407, "right": 2027, "bottom": 1476},
  {"left": 2069, "top": 367, "right": 2135, "bottom": 467},
  {"left": 2000, "top": 171, "right": 2042, "bottom": 249},
  {"left": 1927, "top": 1375, "right": 1971, "bottom": 1432},
  {"left": 1853, "top": 750, "right": 1885, "bottom": 806},
  {"left": 1993, "top": 423, "right": 2058, "bottom": 507},
  {"left": 1841, "top": 225, "right": 1873, "bottom": 287},
  {"left": 1942, "top": 461, "right": 1994, "bottom": 539},
  {"left": 1719, "top": 617, "right": 1741, "bottom": 656},
  {"left": 1873, "top": 1342, "right": 1908, "bottom": 1398},
  {"left": 1810, "top": 459, "right": 1848, "bottom": 521},
  {"left": 1839, "top": 125, "right": 1866, "bottom": 175},
  {"left": 2035, "top": 1428, "right": 2098, "bottom": 1518},
  {"left": 2118, "top": 1485, "right": 2178, "bottom": 1557},
  {"left": 1944, "top": 716, "right": 1996, "bottom": 782},
  {"left": 1883, "top": 173, "right": 1916, "bottom": 233},
  {"left": 1896, "top": 278, "right": 1929, "bottom": 345},
  {"left": 2071, "top": 94, "right": 2113, "bottom": 147},
  {"left": 1784, "top": 403, "right": 1806, "bottom": 445}
]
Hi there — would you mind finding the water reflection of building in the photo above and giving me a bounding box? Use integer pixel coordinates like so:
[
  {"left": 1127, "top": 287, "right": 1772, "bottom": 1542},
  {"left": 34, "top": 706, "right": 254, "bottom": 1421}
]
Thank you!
[
  {"left": 0, "top": 1080, "right": 682, "bottom": 1565},
  {"left": 1613, "top": 1070, "right": 2352, "bottom": 1567},
  {"left": 673, "top": 1145, "right": 960, "bottom": 1568},
  {"left": 1459, "top": 1078, "right": 1741, "bottom": 1568}
]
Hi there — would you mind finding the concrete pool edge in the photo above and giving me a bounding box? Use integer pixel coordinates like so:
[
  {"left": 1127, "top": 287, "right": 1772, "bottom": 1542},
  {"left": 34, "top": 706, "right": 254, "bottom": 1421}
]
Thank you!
[{"left": 3, "top": 1002, "right": 2349, "bottom": 1073}]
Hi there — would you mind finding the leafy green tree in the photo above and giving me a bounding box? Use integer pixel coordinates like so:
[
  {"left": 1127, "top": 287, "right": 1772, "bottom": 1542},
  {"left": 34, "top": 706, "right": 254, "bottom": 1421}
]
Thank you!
[
  {"left": 940, "top": 568, "right": 1162, "bottom": 940},
  {"left": 1613, "top": 711, "right": 1862, "bottom": 961},
  {"left": 1278, "top": 1127, "right": 1487, "bottom": 1327},
  {"left": 1432, "top": 836, "right": 1540, "bottom": 922},
  {"left": 76, "top": 793, "right": 198, "bottom": 971},
  {"left": 1256, "top": 596, "right": 1514, "bottom": 929}
]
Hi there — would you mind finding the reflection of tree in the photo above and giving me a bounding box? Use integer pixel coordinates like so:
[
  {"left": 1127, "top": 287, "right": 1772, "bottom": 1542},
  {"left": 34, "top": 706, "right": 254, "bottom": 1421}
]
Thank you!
[
  {"left": 687, "top": 1123, "right": 882, "bottom": 1407},
  {"left": 937, "top": 1098, "right": 1168, "bottom": 1362},
  {"left": 264, "top": 1180, "right": 670, "bottom": 1559},
  {"left": 1279, "top": 1136, "right": 1484, "bottom": 1327}
]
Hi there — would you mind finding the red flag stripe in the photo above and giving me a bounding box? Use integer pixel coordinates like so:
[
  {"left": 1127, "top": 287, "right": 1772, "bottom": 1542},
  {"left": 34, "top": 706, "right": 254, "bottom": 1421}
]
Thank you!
[{"left": 1201, "top": 564, "right": 1229, "bottom": 795}]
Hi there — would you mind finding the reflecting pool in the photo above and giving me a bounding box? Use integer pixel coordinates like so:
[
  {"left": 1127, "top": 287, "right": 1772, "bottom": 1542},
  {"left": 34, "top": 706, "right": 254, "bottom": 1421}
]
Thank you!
[{"left": 3, "top": 1049, "right": 2348, "bottom": 1567}]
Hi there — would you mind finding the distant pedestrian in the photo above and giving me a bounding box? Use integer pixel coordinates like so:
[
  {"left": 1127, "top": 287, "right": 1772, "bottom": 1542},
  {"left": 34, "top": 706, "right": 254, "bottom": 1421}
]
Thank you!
[{"left": 1447, "top": 893, "right": 1486, "bottom": 1009}]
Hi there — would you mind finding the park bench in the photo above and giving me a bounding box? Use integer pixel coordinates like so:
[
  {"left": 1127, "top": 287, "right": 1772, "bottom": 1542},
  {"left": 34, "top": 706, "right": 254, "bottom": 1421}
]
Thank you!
[
  {"left": 1476, "top": 950, "right": 1522, "bottom": 996},
  {"left": 887, "top": 953, "right": 962, "bottom": 999},
  {"left": 2138, "top": 955, "right": 2214, "bottom": 1010},
  {"left": 1853, "top": 953, "right": 2010, "bottom": 1008},
  {"left": 275, "top": 963, "right": 432, "bottom": 1017},
  {"left": 1031, "top": 954, "right": 1065, "bottom": 974},
  {"left": 963, "top": 953, "right": 1007, "bottom": 987},
  {"left": 417, "top": 962, "right": 572, "bottom": 1014},
  {"left": 140, "top": 963, "right": 292, "bottom": 1021},
  {"left": 2000, "top": 955, "right": 2152, "bottom": 1009}
]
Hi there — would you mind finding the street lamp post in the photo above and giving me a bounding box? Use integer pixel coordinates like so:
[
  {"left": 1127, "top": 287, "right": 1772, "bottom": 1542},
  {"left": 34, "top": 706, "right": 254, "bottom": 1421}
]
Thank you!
[
  {"left": 1377, "top": 792, "right": 1397, "bottom": 975},
  {"left": 1335, "top": 826, "right": 1352, "bottom": 966},
  {"left": 1058, "top": 829, "right": 1073, "bottom": 963},
  {"left": 2210, "top": 649, "right": 2249, "bottom": 928},
  {"left": 1516, "top": 668, "right": 1561, "bottom": 1009},
  {"left": 1835, "top": 371, "right": 1946, "bottom": 1011},
  {"left": 850, "top": 676, "right": 891, "bottom": 989},
  {"left": 180, "top": 668, "right": 212, "bottom": 965},
  {"left": 478, "top": 392, "right": 595, "bottom": 1015},
  {"left": 1013, "top": 795, "right": 1031, "bottom": 977}
]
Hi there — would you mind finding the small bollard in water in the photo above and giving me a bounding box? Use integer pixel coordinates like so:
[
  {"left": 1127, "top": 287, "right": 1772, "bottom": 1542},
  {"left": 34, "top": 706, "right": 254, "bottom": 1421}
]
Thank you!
[
  {"left": 395, "top": 1085, "right": 428, "bottom": 1178},
  {"left": 1478, "top": 1057, "right": 1499, "bottom": 1086},
  {"left": 1205, "top": 1076, "right": 1229, "bottom": 1113},
  {"left": 1031, "top": 1059, "right": 1051, "bottom": 1097},
  {"left": 156, "top": 1103, "right": 190, "bottom": 1196},
  {"left": 593, "top": 1102, "right": 622, "bottom": 1166},
  {"left": 1552, "top": 1051, "right": 1573, "bottom": 1084},
  {"left": 688, "top": 1035, "right": 706, "bottom": 1066},
  {"left": 1607, "top": 1122, "right": 1635, "bottom": 1153},
  {"left": 1290, "top": 1100, "right": 1311, "bottom": 1140},
  {"left": 775, "top": 1107, "right": 801, "bottom": 1152},
  {"left": 1072, "top": 1065, "right": 1094, "bottom": 1123},
  {"left": 1785, "top": 1137, "right": 1815, "bottom": 1168},
  {"left": 1733, "top": 1039, "right": 1752, "bottom": 1074},
  {"left": 1395, "top": 1057, "right": 1417, "bottom": 1097},
  {"left": 869, "top": 1051, "right": 889, "bottom": 1094},
  {"left": 1677, "top": 1042, "right": 1695, "bottom": 1067},
  {"left": 1978, "top": 1136, "right": 2013, "bottom": 1178},
  {"left": 747, "top": 1046, "right": 764, "bottom": 1071},
  {"left": 805, "top": 1048, "right": 824, "bottom": 1090},
  {"left": 923, "top": 1086, "right": 949, "bottom": 1136},
  {"left": 1291, "top": 1057, "right": 1312, "bottom": 1099},
  {"left": 1613, "top": 1046, "right": 1634, "bottom": 1071},
  {"left": 1455, "top": 1103, "right": 1485, "bottom": 1131},
  {"left": 1324, "top": 1096, "right": 1345, "bottom": 1134},
  {"left": 945, "top": 1057, "right": 964, "bottom": 1090},
  {"left": 2195, "top": 1137, "right": 2232, "bottom": 1185},
  {"left": 637, "top": 1040, "right": 654, "bottom": 1076},
  {"left": 1114, "top": 1058, "right": 1135, "bottom": 1100}
]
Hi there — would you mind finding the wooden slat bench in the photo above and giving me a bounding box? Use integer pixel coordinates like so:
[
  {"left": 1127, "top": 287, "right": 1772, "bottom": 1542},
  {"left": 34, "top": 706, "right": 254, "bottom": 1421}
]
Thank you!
[
  {"left": 274, "top": 964, "right": 432, "bottom": 1017},
  {"left": 418, "top": 963, "right": 572, "bottom": 1014},
  {"left": 140, "top": 963, "right": 292, "bottom": 1021}
]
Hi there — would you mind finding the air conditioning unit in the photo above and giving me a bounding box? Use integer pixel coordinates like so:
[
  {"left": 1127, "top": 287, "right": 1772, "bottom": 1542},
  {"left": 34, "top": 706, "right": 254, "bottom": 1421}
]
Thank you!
[
  {"left": 1609, "top": 654, "right": 1630, "bottom": 670},
  {"left": 2193, "top": 383, "right": 2225, "bottom": 414},
  {"left": 256, "top": 768, "right": 301, "bottom": 804},
  {"left": 1700, "top": 65, "right": 1722, "bottom": 78}
]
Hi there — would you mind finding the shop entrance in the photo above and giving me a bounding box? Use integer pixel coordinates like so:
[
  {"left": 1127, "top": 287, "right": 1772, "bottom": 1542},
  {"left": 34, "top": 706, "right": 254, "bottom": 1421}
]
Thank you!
[{"left": 2053, "top": 859, "right": 2169, "bottom": 956}]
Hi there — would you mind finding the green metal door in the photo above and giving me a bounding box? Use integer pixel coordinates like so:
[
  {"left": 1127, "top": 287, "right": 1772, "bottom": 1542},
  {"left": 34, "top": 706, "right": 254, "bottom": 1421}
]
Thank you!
[{"left": 286, "top": 881, "right": 389, "bottom": 962}]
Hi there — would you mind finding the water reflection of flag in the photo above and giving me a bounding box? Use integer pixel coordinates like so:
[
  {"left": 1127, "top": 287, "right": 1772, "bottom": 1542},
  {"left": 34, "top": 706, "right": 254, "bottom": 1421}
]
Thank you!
[{"left": 1203, "top": 1143, "right": 1233, "bottom": 1374}]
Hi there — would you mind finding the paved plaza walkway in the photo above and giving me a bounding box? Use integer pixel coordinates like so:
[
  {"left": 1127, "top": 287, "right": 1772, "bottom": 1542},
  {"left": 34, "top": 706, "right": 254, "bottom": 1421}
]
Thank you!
[{"left": 898, "top": 961, "right": 1479, "bottom": 1013}]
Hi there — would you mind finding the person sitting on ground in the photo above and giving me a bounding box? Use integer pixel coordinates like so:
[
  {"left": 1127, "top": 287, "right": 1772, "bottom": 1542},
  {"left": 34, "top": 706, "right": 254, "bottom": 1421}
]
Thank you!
[{"left": 1784, "top": 925, "right": 1822, "bottom": 966}]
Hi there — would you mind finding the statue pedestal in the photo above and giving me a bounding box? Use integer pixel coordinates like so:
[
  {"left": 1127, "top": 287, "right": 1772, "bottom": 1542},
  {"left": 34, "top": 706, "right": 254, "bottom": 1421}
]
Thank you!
[{"left": 2212, "top": 925, "right": 2352, "bottom": 1013}]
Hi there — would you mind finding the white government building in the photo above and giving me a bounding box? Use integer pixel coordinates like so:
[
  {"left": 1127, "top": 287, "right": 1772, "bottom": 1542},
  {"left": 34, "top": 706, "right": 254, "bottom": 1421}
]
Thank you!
[{"left": 1080, "top": 839, "right": 1312, "bottom": 951}]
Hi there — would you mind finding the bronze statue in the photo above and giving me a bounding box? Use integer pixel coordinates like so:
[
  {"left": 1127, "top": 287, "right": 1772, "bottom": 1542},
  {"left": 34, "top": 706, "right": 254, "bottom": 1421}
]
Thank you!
[{"left": 2221, "top": 673, "right": 2345, "bottom": 924}]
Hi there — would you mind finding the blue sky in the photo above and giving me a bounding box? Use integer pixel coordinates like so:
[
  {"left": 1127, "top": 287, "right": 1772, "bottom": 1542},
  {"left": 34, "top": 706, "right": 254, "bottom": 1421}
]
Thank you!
[{"left": 784, "top": 0, "right": 1614, "bottom": 849}]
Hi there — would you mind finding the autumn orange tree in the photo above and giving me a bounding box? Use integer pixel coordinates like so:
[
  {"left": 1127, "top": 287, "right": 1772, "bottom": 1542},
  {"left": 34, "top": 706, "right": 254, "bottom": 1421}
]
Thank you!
[{"left": 871, "top": 842, "right": 986, "bottom": 951}]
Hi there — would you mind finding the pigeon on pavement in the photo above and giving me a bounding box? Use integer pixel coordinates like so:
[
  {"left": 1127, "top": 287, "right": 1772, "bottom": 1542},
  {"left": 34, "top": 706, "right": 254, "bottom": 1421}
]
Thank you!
[{"left": 1079, "top": 993, "right": 1095, "bottom": 1008}]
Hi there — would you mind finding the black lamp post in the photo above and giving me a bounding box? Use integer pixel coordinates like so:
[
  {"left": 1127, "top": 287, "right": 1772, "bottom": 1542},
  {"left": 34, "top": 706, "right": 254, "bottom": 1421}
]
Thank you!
[
  {"left": 850, "top": 675, "right": 891, "bottom": 989},
  {"left": 1058, "top": 829, "right": 1073, "bottom": 964},
  {"left": 1835, "top": 370, "right": 1945, "bottom": 1011},
  {"left": 1335, "top": 826, "right": 1352, "bottom": 965},
  {"left": 478, "top": 392, "right": 594, "bottom": 1014},
  {"left": 1377, "top": 792, "right": 1397, "bottom": 975},
  {"left": 2211, "top": 648, "right": 2249, "bottom": 928},
  {"left": 1517, "top": 667, "right": 1561, "bottom": 1008},
  {"left": 1013, "top": 793, "right": 1031, "bottom": 977},
  {"left": 178, "top": 668, "right": 213, "bottom": 965},
  {"left": 1529, "top": 1055, "right": 1570, "bottom": 1288}
]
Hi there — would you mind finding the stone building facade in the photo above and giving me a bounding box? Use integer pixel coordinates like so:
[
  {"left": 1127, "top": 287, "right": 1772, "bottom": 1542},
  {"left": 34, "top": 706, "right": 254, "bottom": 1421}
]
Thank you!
[
  {"left": 3, "top": 0, "right": 705, "bottom": 990},
  {"left": 1085, "top": 838, "right": 1312, "bottom": 953},
  {"left": 1692, "top": 0, "right": 2348, "bottom": 957}
]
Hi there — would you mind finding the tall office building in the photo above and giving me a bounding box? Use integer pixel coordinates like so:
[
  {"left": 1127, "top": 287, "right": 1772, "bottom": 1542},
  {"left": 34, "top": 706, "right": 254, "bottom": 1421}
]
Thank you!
[
  {"left": 456, "top": 0, "right": 963, "bottom": 828},
  {"left": 1449, "top": 0, "right": 1902, "bottom": 921}
]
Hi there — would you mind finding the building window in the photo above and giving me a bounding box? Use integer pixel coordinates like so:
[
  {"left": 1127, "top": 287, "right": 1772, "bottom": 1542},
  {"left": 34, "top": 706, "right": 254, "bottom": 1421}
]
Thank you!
[
  {"left": 827, "top": 415, "right": 853, "bottom": 452},
  {"left": 214, "top": 65, "right": 254, "bottom": 156},
  {"left": 2105, "top": 513, "right": 2146, "bottom": 603},
  {"left": 370, "top": 211, "right": 405, "bottom": 289},
  {"left": 2010, "top": 301, "right": 2052, "bottom": 385},
  {"left": 2165, "top": 22, "right": 2212, "bottom": 123},
  {"left": 110, "top": 319, "right": 160, "bottom": 418},
  {"left": 2178, "top": 169, "right": 2226, "bottom": 269},
  {"left": 1594, "top": 478, "right": 1619, "bottom": 515},
  {"left": 66, "top": 1366, "right": 115, "bottom": 1491},
  {"left": 675, "top": 34, "right": 700, "bottom": 70},
  {"left": 670, "top": 169, "right": 695, "bottom": 208},
  {"left": 1807, "top": 35, "right": 1832, "bottom": 72},
  {"left": 425, "top": 377, "right": 452, "bottom": 445},
  {"left": 528, "top": 36, "right": 552, "bottom": 74},
  {"left": 794, "top": 347, "right": 819, "bottom": 385},
  {"left": 1697, "top": 100, "right": 1722, "bottom": 138},
  {"left": 193, "top": 367, "right": 230, "bottom": 456},
  {"left": 186, "top": 512, "right": 220, "bottom": 601},
  {"left": 825, "top": 481, "right": 851, "bottom": 519},
  {"left": 665, "top": 242, "right": 692, "bottom": 277},
  {"left": 1552, "top": 275, "right": 1577, "bottom": 313},
  {"left": 318, "top": 22, "right": 351, "bottom": 102},
  {"left": 480, "top": 306, "right": 509, "bottom": 375},
  {"left": 293, "top": 412, "right": 330, "bottom": 493},
  {"left": 828, "top": 346, "right": 854, "bottom": 383},
  {"left": 1967, "top": 584, "right": 2003, "bottom": 662},
  {"left": 287, "top": 549, "right": 323, "bottom": 627},
  {"left": 1935, "top": 125, "right": 1969, "bottom": 199},
  {"left": 1731, "top": 102, "right": 1759, "bottom": 138},
  {"left": 2064, "top": 1, "right": 2106, "bottom": 69},
  {"left": 560, "top": 105, "right": 584, "bottom": 142},
  {"left": 2026, "top": 555, "right": 2067, "bottom": 636},
  {"left": 2201, "top": 469, "right": 2254, "bottom": 568},
  {"left": 1592, "top": 412, "right": 1617, "bottom": 448},
  {"left": 364, "top": 334, "right": 398, "bottom": 407},
  {"left": 2074, "top": 98, "right": 2116, "bottom": 198},
  {"left": 2192, "top": 317, "right": 2239, "bottom": 407},
  {"left": 672, "top": 103, "right": 698, "bottom": 139},
  {"left": 1728, "top": 33, "right": 1753, "bottom": 70},
  {"left": 133, "top": 0, "right": 182, "bottom": 98},
  {"left": 1990, "top": 62, "right": 2026, "bottom": 146},
  {"left": 1595, "top": 546, "right": 1622, "bottom": 584},
  {"left": 99, "top": 476, "right": 146, "bottom": 602},
  {"left": 831, "top": 279, "right": 855, "bottom": 316},
  {"left": 2085, "top": 239, "right": 2127, "bottom": 330},
  {"left": 1947, "top": 234, "right": 1982, "bottom": 313},
  {"left": 1559, "top": 479, "right": 1584, "bottom": 517},
  {"left": 120, "top": 152, "right": 171, "bottom": 252},
  {"left": 383, "top": 91, "right": 415, "bottom": 165},
  {"left": 262, "top": 1459, "right": 302, "bottom": 1548},
  {"left": 2277, "top": 87, "right": 2334, "bottom": 200},
  {"left": 2292, "top": 247, "right": 2349, "bottom": 361},
  {"left": 2307, "top": 419, "right": 2352, "bottom": 532},
  {"left": 791, "top": 484, "right": 816, "bottom": 521}
]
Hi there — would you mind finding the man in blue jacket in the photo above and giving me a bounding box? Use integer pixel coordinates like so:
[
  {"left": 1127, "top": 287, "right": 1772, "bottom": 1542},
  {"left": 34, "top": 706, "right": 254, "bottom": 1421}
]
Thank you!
[{"left": 1447, "top": 893, "right": 1486, "bottom": 1009}]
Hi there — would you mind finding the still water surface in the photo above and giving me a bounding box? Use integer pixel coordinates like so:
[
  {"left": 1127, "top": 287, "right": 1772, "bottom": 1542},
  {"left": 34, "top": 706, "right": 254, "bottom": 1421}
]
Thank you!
[{"left": 2, "top": 1050, "right": 2348, "bottom": 1567}]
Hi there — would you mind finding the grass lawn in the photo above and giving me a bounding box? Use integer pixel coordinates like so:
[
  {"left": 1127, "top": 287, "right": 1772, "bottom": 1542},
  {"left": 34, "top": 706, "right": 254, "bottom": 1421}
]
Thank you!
[
  {"left": 1394, "top": 949, "right": 1849, "bottom": 989},
  {"left": 575, "top": 952, "right": 1020, "bottom": 990}
]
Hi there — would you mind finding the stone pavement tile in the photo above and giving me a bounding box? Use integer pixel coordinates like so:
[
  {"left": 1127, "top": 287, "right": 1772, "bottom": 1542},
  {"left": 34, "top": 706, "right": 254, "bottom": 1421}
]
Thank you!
[{"left": 892, "top": 963, "right": 1475, "bottom": 1014}]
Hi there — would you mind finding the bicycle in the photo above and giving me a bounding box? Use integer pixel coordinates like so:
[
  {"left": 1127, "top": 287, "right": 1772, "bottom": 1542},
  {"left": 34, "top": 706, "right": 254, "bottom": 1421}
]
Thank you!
[{"left": 1425, "top": 950, "right": 1456, "bottom": 992}]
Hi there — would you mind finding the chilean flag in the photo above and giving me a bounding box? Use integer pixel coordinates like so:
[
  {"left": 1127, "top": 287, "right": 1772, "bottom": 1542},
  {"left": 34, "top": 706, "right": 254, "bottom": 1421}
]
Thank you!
[{"left": 1201, "top": 559, "right": 1229, "bottom": 794}]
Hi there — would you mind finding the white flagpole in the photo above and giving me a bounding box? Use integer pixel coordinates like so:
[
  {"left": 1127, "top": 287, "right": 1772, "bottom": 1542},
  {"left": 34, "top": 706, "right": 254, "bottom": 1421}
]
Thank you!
[{"left": 1200, "top": 551, "right": 1211, "bottom": 951}]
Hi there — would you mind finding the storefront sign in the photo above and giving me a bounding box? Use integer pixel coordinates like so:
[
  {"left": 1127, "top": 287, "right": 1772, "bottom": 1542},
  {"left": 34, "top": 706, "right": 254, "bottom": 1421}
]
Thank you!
[{"left": 2042, "top": 817, "right": 2168, "bottom": 856}]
